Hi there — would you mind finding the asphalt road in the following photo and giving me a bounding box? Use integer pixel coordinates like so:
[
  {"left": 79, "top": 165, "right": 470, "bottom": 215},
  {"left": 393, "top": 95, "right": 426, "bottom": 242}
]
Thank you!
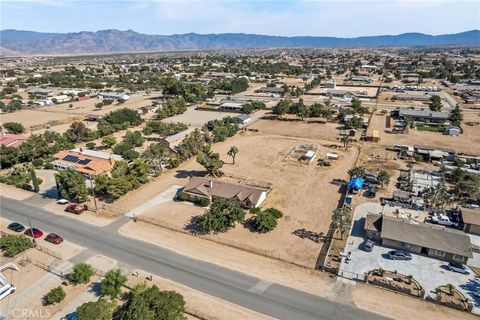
[{"left": 1, "top": 196, "right": 387, "bottom": 320}]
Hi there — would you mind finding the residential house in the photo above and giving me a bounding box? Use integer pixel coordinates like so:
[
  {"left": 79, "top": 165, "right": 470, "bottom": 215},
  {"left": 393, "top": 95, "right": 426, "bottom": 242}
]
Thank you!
[
  {"left": 51, "top": 148, "right": 124, "bottom": 176},
  {"left": 397, "top": 109, "right": 449, "bottom": 123},
  {"left": 183, "top": 177, "right": 268, "bottom": 209},
  {"left": 364, "top": 214, "right": 473, "bottom": 263},
  {"left": 219, "top": 102, "right": 244, "bottom": 112},
  {"left": 0, "top": 132, "right": 28, "bottom": 148},
  {"left": 461, "top": 208, "right": 480, "bottom": 235}
]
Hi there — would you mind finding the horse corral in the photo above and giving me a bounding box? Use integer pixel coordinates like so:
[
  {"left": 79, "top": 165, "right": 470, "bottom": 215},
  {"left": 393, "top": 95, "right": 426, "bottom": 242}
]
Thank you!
[{"left": 284, "top": 144, "right": 319, "bottom": 165}]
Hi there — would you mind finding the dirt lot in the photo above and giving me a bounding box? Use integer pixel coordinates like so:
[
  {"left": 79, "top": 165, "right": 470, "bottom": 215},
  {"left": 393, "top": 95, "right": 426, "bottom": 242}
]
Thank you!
[
  {"left": 115, "top": 131, "right": 359, "bottom": 267},
  {"left": 250, "top": 118, "right": 347, "bottom": 143},
  {"left": 368, "top": 111, "right": 480, "bottom": 154}
]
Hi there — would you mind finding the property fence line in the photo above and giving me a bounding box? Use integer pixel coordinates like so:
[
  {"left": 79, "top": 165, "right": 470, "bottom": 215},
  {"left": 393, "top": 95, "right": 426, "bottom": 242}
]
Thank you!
[
  {"left": 337, "top": 268, "right": 367, "bottom": 282},
  {"left": 135, "top": 215, "right": 316, "bottom": 270},
  {"left": 33, "top": 260, "right": 65, "bottom": 277},
  {"left": 35, "top": 244, "right": 62, "bottom": 260}
]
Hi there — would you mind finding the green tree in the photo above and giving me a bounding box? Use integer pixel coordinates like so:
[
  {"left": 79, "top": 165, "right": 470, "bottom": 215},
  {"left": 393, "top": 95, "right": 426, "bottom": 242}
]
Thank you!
[
  {"left": 272, "top": 99, "right": 292, "bottom": 118},
  {"left": 123, "top": 130, "right": 144, "bottom": 147},
  {"left": 46, "top": 286, "right": 66, "bottom": 305},
  {"left": 101, "top": 269, "right": 127, "bottom": 299},
  {"left": 348, "top": 166, "right": 366, "bottom": 178},
  {"left": 121, "top": 284, "right": 186, "bottom": 320},
  {"left": 199, "top": 198, "right": 245, "bottom": 233},
  {"left": 77, "top": 299, "right": 116, "bottom": 320},
  {"left": 30, "top": 167, "right": 40, "bottom": 192},
  {"left": 1, "top": 145, "right": 19, "bottom": 168},
  {"left": 64, "top": 121, "right": 93, "bottom": 143},
  {"left": 0, "top": 234, "right": 32, "bottom": 257},
  {"left": 3, "top": 122, "right": 25, "bottom": 134},
  {"left": 101, "top": 135, "right": 117, "bottom": 148},
  {"left": 251, "top": 211, "right": 277, "bottom": 233},
  {"left": 378, "top": 170, "right": 391, "bottom": 189},
  {"left": 70, "top": 263, "right": 94, "bottom": 284},
  {"left": 55, "top": 169, "right": 89, "bottom": 203},
  {"left": 449, "top": 104, "right": 463, "bottom": 127},
  {"left": 86, "top": 142, "right": 96, "bottom": 150},
  {"left": 227, "top": 146, "right": 239, "bottom": 164},
  {"left": 429, "top": 95, "right": 442, "bottom": 111},
  {"left": 196, "top": 146, "right": 224, "bottom": 177}
]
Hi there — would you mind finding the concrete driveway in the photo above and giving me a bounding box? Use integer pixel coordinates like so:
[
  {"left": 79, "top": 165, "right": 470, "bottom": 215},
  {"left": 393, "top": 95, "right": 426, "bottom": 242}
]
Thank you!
[{"left": 341, "top": 203, "right": 480, "bottom": 314}]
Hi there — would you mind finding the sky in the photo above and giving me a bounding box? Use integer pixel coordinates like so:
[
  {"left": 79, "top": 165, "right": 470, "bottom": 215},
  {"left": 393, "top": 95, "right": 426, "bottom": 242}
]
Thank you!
[{"left": 1, "top": 0, "right": 479, "bottom": 37}]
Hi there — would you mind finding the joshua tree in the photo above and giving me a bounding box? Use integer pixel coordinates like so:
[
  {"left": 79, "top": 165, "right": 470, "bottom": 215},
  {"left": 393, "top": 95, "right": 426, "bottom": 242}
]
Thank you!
[
  {"left": 378, "top": 170, "right": 391, "bottom": 189},
  {"left": 341, "top": 135, "right": 352, "bottom": 149},
  {"left": 227, "top": 146, "right": 239, "bottom": 165},
  {"left": 446, "top": 283, "right": 455, "bottom": 296}
]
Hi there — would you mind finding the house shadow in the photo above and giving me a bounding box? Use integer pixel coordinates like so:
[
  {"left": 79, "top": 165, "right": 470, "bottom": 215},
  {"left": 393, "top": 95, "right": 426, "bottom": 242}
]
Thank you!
[
  {"left": 174, "top": 170, "right": 206, "bottom": 179},
  {"left": 184, "top": 215, "right": 207, "bottom": 236},
  {"left": 351, "top": 217, "right": 366, "bottom": 238},
  {"left": 459, "top": 278, "right": 480, "bottom": 307}
]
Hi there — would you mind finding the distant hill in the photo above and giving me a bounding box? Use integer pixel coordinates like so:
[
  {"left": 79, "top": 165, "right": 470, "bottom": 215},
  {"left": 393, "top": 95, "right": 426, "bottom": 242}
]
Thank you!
[{"left": 1, "top": 29, "right": 479, "bottom": 54}]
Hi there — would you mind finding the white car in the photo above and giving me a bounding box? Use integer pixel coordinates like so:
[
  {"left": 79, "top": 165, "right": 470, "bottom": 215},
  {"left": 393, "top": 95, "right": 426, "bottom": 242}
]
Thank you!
[{"left": 56, "top": 199, "right": 69, "bottom": 205}]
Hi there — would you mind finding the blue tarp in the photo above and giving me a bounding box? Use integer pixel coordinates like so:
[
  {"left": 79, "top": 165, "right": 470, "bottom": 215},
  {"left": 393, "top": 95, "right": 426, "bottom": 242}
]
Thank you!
[{"left": 348, "top": 177, "right": 364, "bottom": 190}]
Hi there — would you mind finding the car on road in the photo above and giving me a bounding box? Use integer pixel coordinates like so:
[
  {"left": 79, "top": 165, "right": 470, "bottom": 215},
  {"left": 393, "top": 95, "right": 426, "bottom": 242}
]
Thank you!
[
  {"left": 56, "top": 199, "right": 69, "bottom": 205},
  {"left": 45, "top": 233, "right": 64, "bottom": 245},
  {"left": 387, "top": 250, "right": 412, "bottom": 261},
  {"left": 24, "top": 228, "right": 44, "bottom": 238},
  {"left": 65, "top": 204, "right": 88, "bottom": 215},
  {"left": 446, "top": 262, "right": 470, "bottom": 275},
  {"left": 7, "top": 222, "right": 25, "bottom": 232},
  {"left": 364, "top": 239, "right": 375, "bottom": 252}
]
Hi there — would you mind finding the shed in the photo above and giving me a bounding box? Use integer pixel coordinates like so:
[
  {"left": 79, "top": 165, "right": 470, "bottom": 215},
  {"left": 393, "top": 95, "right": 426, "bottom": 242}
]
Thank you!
[
  {"left": 236, "top": 114, "right": 251, "bottom": 125},
  {"left": 444, "top": 126, "right": 461, "bottom": 136},
  {"left": 326, "top": 152, "right": 339, "bottom": 160},
  {"left": 372, "top": 130, "right": 380, "bottom": 142}
]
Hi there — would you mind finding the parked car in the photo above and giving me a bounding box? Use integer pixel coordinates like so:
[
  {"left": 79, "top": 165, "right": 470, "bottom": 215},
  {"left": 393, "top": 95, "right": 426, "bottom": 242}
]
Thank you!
[
  {"left": 465, "top": 204, "right": 480, "bottom": 210},
  {"left": 45, "top": 233, "right": 64, "bottom": 245},
  {"left": 56, "top": 199, "right": 69, "bottom": 205},
  {"left": 387, "top": 250, "right": 412, "bottom": 261},
  {"left": 426, "top": 213, "right": 459, "bottom": 228},
  {"left": 446, "top": 262, "right": 470, "bottom": 275},
  {"left": 364, "top": 239, "right": 375, "bottom": 252},
  {"left": 24, "top": 228, "right": 43, "bottom": 238},
  {"left": 65, "top": 204, "right": 88, "bottom": 215},
  {"left": 7, "top": 222, "right": 25, "bottom": 233},
  {"left": 63, "top": 312, "right": 78, "bottom": 320}
]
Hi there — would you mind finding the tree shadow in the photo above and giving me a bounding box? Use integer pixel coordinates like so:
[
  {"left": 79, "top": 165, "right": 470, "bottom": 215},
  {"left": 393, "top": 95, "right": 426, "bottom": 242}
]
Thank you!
[
  {"left": 458, "top": 277, "right": 480, "bottom": 307},
  {"left": 242, "top": 218, "right": 258, "bottom": 233},
  {"left": 184, "top": 215, "right": 208, "bottom": 236},
  {"left": 89, "top": 281, "right": 102, "bottom": 297},
  {"left": 292, "top": 228, "right": 327, "bottom": 243},
  {"left": 174, "top": 169, "right": 206, "bottom": 179}
]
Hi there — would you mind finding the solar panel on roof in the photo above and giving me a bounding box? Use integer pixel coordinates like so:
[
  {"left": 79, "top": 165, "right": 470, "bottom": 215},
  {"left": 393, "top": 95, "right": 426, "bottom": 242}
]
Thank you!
[
  {"left": 78, "top": 159, "right": 91, "bottom": 165},
  {"left": 63, "top": 155, "right": 79, "bottom": 162}
]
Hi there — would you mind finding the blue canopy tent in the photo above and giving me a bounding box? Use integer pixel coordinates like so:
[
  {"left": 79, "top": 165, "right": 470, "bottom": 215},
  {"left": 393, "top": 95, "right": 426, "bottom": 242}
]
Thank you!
[{"left": 347, "top": 177, "right": 364, "bottom": 191}]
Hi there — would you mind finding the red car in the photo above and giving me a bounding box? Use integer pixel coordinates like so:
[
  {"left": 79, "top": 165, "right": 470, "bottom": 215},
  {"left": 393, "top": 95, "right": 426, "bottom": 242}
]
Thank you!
[
  {"left": 45, "top": 233, "right": 64, "bottom": 245},
  {"left": 65, "top": 204, "right": 88, "bottom": 215},
  {"left": 24, "top": 228, "right": 44, "bottom": 238}
]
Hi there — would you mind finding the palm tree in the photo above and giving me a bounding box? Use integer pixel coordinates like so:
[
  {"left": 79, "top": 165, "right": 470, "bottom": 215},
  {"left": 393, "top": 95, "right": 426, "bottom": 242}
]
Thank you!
[
  {"left": 378, "top": 170, "right": 391, "bottom": 189},
  {"left": 446, "top": 283, "right": 455, "bottom": 296},
  {"left": 227, "top": 146, "right": 239, "bottom": 165},
  {"left": 341, "top": 135, "right": 352, "bottom": 149}
]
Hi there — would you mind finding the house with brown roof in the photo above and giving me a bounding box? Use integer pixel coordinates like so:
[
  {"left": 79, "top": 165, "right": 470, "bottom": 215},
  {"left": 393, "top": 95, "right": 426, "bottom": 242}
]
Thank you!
[
  {"left": 364, "top": 214, "right": 472, "bottom": 264},
  {"left": 183, "top": 177, "right": 268, "bottom": 209},
  {"left": 51, "top": 148, "right": 123, "bottom": 176},
  {"left": 461, "top": 208, "right": 480, "bottom": 235}
]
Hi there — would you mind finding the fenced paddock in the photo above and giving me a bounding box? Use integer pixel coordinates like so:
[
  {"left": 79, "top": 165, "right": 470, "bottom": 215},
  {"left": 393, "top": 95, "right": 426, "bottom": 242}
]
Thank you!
[{"left": 284, "top": 144, "right": 319, "bottom": 165}]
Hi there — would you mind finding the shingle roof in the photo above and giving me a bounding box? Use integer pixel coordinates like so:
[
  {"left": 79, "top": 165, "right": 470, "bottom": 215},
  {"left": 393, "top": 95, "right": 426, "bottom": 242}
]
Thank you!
[
  {"left": 53, "top": 150, "right": 117, "bottom": 175},
  {"left": 184, "top": 177, "right": 267, "bottom": 205},
  {"left": 462, "top": 208, "right": 480, "bottom": 226},
  {"left": 0, "top": 133, "right": 28, "bottom": 148},
  {"left": 381, "top": 216, "right": 472, "bottom": 258}
]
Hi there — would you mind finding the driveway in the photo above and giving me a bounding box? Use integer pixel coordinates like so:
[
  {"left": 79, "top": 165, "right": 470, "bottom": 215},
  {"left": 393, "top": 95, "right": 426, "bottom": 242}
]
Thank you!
[{"left": 340, "top": 203, "right": 480, "bottom": 314}]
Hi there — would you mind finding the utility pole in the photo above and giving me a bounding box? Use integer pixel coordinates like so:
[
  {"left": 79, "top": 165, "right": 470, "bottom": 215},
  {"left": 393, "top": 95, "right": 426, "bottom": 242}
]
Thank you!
[
  {"left": 89, "top": 174, "right": 98, "bottom": 215},
  {"left": 27, "top": 212, "right": 36, "bottom": 247}
]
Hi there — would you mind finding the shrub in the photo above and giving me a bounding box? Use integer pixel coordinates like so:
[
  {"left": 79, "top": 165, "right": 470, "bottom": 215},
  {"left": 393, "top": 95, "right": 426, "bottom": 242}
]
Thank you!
[
  {"left": 264, "top": 208, "right": 283, "bottom": 219},
  {"left": 32, "top": 158, "right": 44, "bottom": 167},
  {"left": 86, "top": 142, "right": 96, "bottom": 150},
  {"left": 198, "top": 197, "right": 210, "bottom": 207},
  {"left": 178, "top": 192, "right": 189, "bottom": 201},
  {"left": 251, "top": 211, "right": 277, "bottom": 233},
  {"left": 101, "top": 269, "right": 127, "bottom": 299},
  {"left": 0, "top": 234, "right": 32, "bottom": 257},
  {"left": 70, "top": 263, "right": 94, "bottom": 284},
  {"left": 46, "top": 286, "right": 65, "bottom": 305}
]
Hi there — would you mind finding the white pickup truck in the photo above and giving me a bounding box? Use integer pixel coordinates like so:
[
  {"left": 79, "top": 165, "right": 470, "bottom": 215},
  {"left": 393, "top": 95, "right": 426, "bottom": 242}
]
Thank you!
[{"left": 426, "top": 213, "right": 460, "bottom": 228}]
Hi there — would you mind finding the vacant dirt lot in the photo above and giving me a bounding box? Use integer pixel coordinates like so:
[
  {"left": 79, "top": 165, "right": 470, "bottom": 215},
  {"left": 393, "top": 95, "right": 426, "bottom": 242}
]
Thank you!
[
  {"left": 250, "top": 118, "right": 345, "bottom": 143},
  {"left": 368, "top": 111, "right": 480, "bottom": 154},
  {"left": 115, "top": 132, "right": 359, "bottom": 267}
]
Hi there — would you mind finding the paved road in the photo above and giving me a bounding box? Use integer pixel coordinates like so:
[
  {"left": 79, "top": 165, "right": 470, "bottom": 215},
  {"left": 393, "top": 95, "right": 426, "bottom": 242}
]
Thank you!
[{"left": 1, "top": 197, "right": 387, "bottom": 320}]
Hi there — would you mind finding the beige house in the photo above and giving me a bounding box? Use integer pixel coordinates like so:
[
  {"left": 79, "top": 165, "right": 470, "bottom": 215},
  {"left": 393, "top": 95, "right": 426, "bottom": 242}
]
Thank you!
[
  {"left": 183, "top": 177, "right": 268, "bottom": 209},
  {"left": 462, "top": 208, "right": 480, "bottom": 235},
  {"left": 364, "top": 214, "right": 472, "bottom": 264}
]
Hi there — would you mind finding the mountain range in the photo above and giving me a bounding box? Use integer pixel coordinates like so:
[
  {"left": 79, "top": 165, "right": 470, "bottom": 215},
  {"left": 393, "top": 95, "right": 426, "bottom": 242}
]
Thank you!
[{"left": 1, "top": 29, "right": 479, "bottom": 55}]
